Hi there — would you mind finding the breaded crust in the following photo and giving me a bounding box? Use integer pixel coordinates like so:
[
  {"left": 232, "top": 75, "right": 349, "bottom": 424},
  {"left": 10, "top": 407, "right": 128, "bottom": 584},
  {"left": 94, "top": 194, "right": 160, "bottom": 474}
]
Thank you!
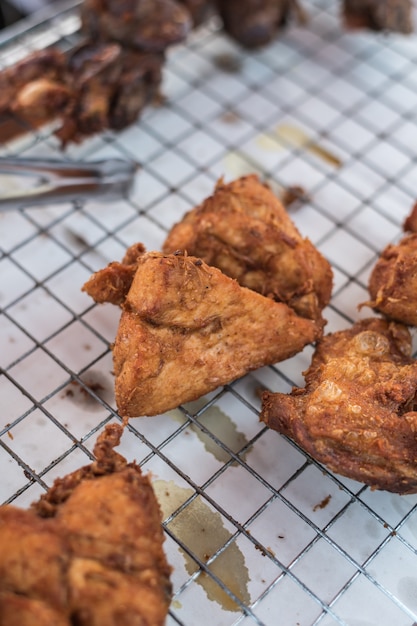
[
  {"left": 0, "top": 424, "right": 172, "bottom": 626},
  {"left": 261, "top": 318, "right": 417, "bottom": 494},
  {"left": 163, "top": 175, "right": 332, "bottom": 322},
  {"left": 364, "top": 233, "right": 417, "bottom": 327},
  {"left": 113, "top": 250, "right": 323, "bottom": 417}
]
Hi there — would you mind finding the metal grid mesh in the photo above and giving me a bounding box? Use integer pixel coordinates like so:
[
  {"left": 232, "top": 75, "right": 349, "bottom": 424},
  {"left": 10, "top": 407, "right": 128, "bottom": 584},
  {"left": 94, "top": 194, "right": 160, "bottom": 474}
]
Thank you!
[{"left": 2, "top": 1, "right": 417, "bottom": 624}]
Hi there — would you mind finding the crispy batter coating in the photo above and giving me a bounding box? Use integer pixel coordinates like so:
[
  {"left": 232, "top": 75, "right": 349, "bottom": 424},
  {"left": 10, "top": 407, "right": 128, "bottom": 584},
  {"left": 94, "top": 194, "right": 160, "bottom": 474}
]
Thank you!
[
  {"left": 364, "top": 233, "right": 417, "bottom": 327},
  {"left": 163, "top": 175, "right": 333, "bottom": 322},
  {"left": 85, "top": 249, "right": 323, "bottom": 417},
  {"left": 0, "top": 424, "right": 172, "bottom": 626},
  {"left": 261, "top": 318, "right": 417, "bottom": 494},
  {"left": 82, "top": 243, "right": 146, "bottom": 305}
]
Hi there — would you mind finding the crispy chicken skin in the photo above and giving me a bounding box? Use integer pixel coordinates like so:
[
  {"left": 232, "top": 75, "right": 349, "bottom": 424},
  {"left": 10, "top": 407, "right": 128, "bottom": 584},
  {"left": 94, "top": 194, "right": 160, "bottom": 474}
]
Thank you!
[
  {"left": 261, "top": 318, "right": 417, "bottom": 494},
  {"left": 163, "top": 175, "right": 333, "bottom": 322},
  {"left": 363, "top": 233, "right": 417, "bottom": 327},
  {"left": 109, "top": 250, "right": 322, "bottom": 417},
  {"left": 0, "top": 424, "right": 172, "bottom": 626},
  {"left": 82, "top": 242, "right": 145, "bottom": 305}
]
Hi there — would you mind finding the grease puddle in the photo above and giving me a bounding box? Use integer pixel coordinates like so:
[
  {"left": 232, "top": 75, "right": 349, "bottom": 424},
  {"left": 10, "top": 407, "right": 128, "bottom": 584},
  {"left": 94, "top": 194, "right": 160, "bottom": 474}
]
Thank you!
[
  {"left": 257, "top": 124, "right": 342, "bottom": 168},
  {"left": 170, "top": 406, "right": 249, "bottom": 463},
  {"left": 154, "top": 480, "right": 250, "bottom": 612}
]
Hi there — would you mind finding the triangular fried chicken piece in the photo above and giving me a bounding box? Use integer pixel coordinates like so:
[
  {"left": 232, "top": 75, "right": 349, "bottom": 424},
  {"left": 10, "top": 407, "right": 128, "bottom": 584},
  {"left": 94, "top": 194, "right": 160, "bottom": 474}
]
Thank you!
[
  {"left": 162, "top": 175, "right": 333, "bottom": 322},
  {"left": 261, "top": 318, "right": 417, "bottom": 494},
  {"left": 92, "top": 250, "right": 322, "bottom": 417},
  {"left": 0, "top": 424, "right": 172, "bottom": 626}
]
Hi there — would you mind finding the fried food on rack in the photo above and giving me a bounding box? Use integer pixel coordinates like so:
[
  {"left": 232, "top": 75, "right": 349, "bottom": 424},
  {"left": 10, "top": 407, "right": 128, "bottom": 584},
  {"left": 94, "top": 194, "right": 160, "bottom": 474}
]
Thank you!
[
  {"left": 112, "top": 250, "right": 322, "bottom": 416},
  {"left": 0, "top": 41, "right": 163, "bottom": 146},
  {"left": 342, "top": 0, "right": 413, "bottom": 33},
  {"left": 83, "top": 248, "right": 323, "bottom": 416},
  {"left": 61, "top": 42, "right": 163, "bottom": 142},
  {"left": 163, "top": 175, "right": 333, "bottom": 322},
  {"left": 80, "top": 0, "right": 192, "bottom": 52},
  {"left": 215, "top": 0, "right": 307, "bottom": 48},
  {"left": 362, "top": 233, "right": 417, "bottom": 327},
  {"left": 0, "top": 424, "right": 172, "bottom": 626},
  {"left": 261, "top": 317, "right": 417, "bottom": 494},
  {"left": 0, "top": 48, "right": 72, "bottom": 121}
]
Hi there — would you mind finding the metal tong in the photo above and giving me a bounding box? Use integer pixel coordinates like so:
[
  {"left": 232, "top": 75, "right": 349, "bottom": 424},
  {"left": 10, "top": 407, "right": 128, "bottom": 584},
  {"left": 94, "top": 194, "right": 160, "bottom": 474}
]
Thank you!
[{"left": 0, "top": 157, "right": 138, "bottom": 210}]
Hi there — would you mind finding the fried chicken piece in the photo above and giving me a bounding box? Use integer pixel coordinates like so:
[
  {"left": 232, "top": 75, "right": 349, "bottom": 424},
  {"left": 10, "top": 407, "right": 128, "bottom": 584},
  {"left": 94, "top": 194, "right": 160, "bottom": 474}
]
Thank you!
[
  {"left": 88, "top": 249, "right": 322, "bottom": 417},
  {"left": 261, "top": 318, "right": 417, "bottom": 494},
  {"left": 80, "top": 0, "right": 192, "bottom": 52},
  {"left": 0, "top": 424, "right": 172, "bottom": 625},
  {"left": 362, "top": 233, "right": 417, "bottom": 327},
  {"left": 0, "top": 48, "right": 68, "bottom": 116},
  {"left": 56, "top": 42, "right": 163, "bottom": 145},
  {"left": 215, "top": 0, "right": 307, "bottom": 48},
  {"left": 342, "top": 0, "right": 413, "bottom": 33},
  {"left": 0, "top": 42, "right": 163, "bottom": 146},
  {"left": 163, "top": 175, "right": 333, "bottom": 322}
]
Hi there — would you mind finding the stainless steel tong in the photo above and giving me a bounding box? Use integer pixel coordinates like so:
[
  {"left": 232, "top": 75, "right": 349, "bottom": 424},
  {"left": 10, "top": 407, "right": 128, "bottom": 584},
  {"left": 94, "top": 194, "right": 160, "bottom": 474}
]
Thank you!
[{"left": 0, "top": 157, "right": 137, "bottom": 209}]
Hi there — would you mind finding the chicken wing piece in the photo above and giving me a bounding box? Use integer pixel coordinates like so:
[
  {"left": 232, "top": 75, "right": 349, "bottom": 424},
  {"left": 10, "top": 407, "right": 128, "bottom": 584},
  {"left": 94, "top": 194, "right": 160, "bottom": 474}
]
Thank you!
[
  {"left": 261, "top": 318, "right": 417, "bottom": 494},
  {"left": 342, "top": 0, "right": 413, "bottom": 33},
  {"left": 363, "top": 233, "right": 417, "bottom": 327},
  {"left": 163, "top": 175, "right": 333, "bottom": 322},
  {"left": 215, "top": 0, "right": 307, "bottom": 48},
  {"left": 104, "top": 250, "right": 322, "bottom": 417},
  {"left": 0, "top": 424, "right": 172, "bottom": 626}
]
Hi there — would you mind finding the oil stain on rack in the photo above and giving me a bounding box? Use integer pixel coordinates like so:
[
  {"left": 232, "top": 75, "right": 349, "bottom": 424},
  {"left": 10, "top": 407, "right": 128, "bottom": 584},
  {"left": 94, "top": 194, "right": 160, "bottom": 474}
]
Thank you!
[{"left": 154, "top": 479, "right": 251, "bottom": 612}]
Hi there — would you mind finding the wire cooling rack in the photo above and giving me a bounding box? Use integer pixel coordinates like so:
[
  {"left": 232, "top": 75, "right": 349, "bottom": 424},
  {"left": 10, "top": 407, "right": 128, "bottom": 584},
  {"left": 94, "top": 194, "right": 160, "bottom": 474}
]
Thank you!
[{"left": 2, "top": 1, "right": 417, "bottom": 624}]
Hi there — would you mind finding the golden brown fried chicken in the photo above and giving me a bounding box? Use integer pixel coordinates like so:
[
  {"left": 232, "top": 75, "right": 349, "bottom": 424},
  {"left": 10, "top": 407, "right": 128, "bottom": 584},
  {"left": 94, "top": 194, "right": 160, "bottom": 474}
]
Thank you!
[
  {"left": 363, "top": 233, "right": 417, "bottom": 327},
  {"left": 163, "top": 175, "right": 333, "bottom": 322},
  {"left": 0, "top": 424, "right": 172, "bottom": 626},
  {"left": 261, "top": 318, "right": 417, "bottom": 494},
  {"left": 84, "top": 249, "right": 322, "bottom": 417}
]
